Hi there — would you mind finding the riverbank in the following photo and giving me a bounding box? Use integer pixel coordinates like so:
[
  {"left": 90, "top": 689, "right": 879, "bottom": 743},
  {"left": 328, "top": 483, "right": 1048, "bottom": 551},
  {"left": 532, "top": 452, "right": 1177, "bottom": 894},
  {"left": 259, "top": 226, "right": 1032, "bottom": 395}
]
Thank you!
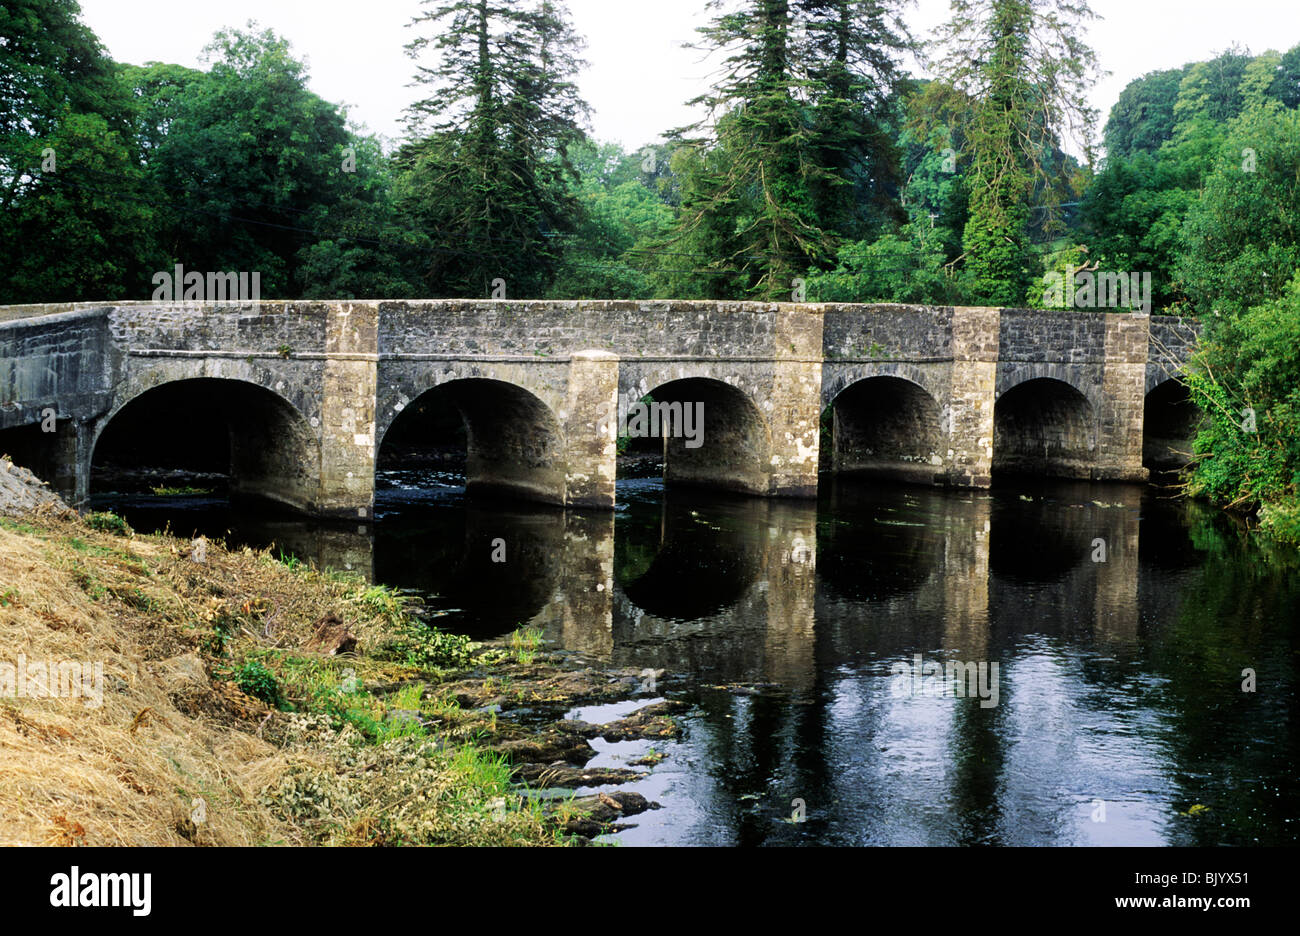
[{"left": 0, "top": 459, "right": 678, "bottom": 846}]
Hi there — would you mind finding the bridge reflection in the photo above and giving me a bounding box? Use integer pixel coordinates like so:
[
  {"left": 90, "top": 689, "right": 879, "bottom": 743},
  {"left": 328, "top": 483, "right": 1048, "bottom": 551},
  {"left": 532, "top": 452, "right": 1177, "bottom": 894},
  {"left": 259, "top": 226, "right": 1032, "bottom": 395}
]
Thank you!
[{"left": 335, "top": 479, "right": 1153, "bottom": 695}]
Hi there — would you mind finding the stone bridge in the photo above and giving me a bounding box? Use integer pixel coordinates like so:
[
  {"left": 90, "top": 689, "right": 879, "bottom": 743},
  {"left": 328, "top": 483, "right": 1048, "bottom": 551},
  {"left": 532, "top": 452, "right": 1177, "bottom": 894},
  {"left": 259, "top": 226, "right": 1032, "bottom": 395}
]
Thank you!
[{"left": 0, "top": 300, "right": 1201, "bottom": 515}]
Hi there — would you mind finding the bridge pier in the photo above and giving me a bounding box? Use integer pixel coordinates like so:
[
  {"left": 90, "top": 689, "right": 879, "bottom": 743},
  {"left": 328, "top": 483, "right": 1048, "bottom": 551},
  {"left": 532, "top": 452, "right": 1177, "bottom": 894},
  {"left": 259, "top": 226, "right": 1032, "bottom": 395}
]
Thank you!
[
  {"left": 564, "top": 350, "right": 619, "bottom": 509},
  {"left": 319, "top": 303, "right": 378, "bottom": 519},
  {"left": 1095, "top": 315, "right": 1151, "bottom": 483},
  {"left": 945, "top": 307, "right": 1000, "bottom": 487}
]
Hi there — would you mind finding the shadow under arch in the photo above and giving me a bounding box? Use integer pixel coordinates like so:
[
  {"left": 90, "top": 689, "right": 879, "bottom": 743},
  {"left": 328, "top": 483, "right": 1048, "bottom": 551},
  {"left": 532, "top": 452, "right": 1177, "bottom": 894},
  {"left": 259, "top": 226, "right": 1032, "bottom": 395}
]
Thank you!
[
  {"left": 378, "top": 378, "right": 567, "bottom": 506},
  {"left": 633, "top": 376, "right": 770, "bottom": 495},
  {"left": 91, "top": 377, "right": 319, "bottom": 512},
  {"left": 828, "top": 375, "right": 945, "bottom": 484},
  {"left": 1143, "top": 378, "right": 1200, "bottom": 475},
  {"left": 993, "top": 378, "right": 1095, "bottom": 479}
]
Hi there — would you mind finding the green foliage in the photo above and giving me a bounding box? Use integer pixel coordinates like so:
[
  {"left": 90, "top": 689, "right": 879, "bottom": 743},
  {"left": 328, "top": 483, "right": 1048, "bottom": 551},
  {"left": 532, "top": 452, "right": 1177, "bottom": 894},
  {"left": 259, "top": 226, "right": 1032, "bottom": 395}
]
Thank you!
[
  {"left": 1184, "top": 273, "right": 1300, "bottom": 544},
  {"left": 662, "top": 0, "right": 909, "bottom": 299},
  {"left": 375, "top": 621, "right": 476, "bottom": 671},
  {"left": 926, "top": 0, "right": 1099, "bottom": 306},
  {"left": 1176, "top": 106, "right": 1300, "bottom": 316},
  {"left": 1103, "top": 67, "right": 1188, "bottom": 159},
  {"left": 1081, "top": 152, "right": 1198, "bottom": 311},
  {"left": 805, "top": 224, "right": 961, "bottom": 303},
  {"left": 396, "top": 0, "right": 589, "bottom": 297},
  {"left": 231, "top": 659, "right": 282, "bottom": 706},
  {"left": 545, "top": 141, "right": 672, "bottom": 299},
  {"left": 139, "top": 24, "right": 360, "bottom": 297},
  {"left": 0, "top": 18, "right": 165, "bottom": 304},
  {"left": 84, "top": 511, "right": 131, "bottom": 536}
]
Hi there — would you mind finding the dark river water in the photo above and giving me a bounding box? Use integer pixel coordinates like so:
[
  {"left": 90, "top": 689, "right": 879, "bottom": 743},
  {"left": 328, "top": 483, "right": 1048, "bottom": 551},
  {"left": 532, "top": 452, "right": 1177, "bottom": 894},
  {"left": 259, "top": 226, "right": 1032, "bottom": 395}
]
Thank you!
[{"left": 93, "top": 473, "right": 1300, "bottom": 846}]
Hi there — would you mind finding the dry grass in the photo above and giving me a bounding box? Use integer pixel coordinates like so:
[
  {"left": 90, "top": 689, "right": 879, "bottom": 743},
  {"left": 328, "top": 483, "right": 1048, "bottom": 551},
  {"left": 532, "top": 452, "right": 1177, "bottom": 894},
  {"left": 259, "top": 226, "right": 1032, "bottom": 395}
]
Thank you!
[
  {"left": 0, "top": 506, "right": 560, "bottom": 847},
  {"left": 0, "top": 509, "right": 288, "bottom": 845}
]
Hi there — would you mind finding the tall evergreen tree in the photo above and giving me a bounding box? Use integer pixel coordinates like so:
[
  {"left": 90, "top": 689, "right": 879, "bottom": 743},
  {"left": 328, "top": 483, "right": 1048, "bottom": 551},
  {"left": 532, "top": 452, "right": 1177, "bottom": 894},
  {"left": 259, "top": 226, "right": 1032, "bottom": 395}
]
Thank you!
[
  {"left": 400, "top": 0, "right": 588, "bottom": 297},
  {"left": 801, "top": 0, "right": 910, "bottom": 241},
  {"left": 666, "top": 0, "right": 907, "bottom": 299},
  {"left": 927, "top": 0, "right": 1100, "bottom": 305}
]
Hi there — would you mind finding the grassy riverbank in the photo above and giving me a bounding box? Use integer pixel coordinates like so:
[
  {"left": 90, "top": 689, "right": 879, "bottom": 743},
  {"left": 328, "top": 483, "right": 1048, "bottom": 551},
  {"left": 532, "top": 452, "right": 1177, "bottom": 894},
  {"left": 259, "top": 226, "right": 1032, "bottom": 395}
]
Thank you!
[{"left": 0, "top": 488, "right": 636, "bottom": 846}]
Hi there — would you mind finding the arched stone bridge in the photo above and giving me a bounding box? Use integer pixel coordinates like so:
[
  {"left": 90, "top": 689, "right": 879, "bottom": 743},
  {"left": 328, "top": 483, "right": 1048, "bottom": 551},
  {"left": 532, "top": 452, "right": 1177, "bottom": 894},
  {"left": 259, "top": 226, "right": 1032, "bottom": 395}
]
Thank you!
[{"left": 0, "top": 300, "right": 1200, "bottom": 516}]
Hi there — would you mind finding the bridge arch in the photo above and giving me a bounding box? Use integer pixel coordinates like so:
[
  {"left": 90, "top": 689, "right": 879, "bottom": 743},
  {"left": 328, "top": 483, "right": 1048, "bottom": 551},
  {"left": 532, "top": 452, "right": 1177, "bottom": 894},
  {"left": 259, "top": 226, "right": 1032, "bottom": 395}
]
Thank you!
[
  {"left": 376, "top": 377, "right": 568, "bottom": 505},
  {"left": 825, "top": 374, "right": 945, "bottom": 483},
  {"left": 91, "top": 376, "right": 320, "bottom": 512},
  {"left": 1143, "top": 378, "right": 1200, "bottom": 474},
  {"left": 992, "top": 377, "right": 1096, "bottom": 479},
  {"left": 618, "top": 372, "right": 772, "bottom": 495},
  {"left": 996, "top": 363, "right": 1100, "bottom": 414}
]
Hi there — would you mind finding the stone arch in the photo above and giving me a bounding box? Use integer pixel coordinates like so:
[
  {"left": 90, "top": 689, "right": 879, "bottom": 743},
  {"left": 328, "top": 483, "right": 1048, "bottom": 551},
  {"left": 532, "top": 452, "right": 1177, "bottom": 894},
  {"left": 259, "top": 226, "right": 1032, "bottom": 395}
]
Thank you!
[
  {"left": 997, "top": 363, "right": 1101, "bottom": 416},
  {"left": 1143, "top": 378, "right": 1200, "bottom": 474},
  {"left": 621, "top": 373, "right": 772, "bottom": 495},
  {"left": 91, "top": 376, "right": 321, "bottom": 513},
  {"left": 376, "top": 377, "right": 568, "bottom": 506},
  {"left": 992, "top": 377, "right": 1095, "bottom": 479},
  {"left": 827, "top": 375, "right": 946, "bottom": 483},
  {"left": 821, "top": 361, "right": 946, "bottom": 410}
]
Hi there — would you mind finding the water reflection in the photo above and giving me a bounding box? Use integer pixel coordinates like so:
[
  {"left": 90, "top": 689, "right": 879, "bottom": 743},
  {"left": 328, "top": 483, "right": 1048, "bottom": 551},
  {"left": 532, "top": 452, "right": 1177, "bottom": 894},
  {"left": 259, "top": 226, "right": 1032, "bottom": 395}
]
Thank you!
[{"left": 94, "top": 474, "right": 1300, "bottom": 846}]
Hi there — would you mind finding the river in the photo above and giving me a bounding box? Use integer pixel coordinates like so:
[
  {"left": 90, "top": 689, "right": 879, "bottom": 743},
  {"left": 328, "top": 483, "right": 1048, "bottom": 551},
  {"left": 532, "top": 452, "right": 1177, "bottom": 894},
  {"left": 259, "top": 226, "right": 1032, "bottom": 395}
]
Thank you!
[{"left": 93, "top": 471, "right": 1300, "bottom": 846}]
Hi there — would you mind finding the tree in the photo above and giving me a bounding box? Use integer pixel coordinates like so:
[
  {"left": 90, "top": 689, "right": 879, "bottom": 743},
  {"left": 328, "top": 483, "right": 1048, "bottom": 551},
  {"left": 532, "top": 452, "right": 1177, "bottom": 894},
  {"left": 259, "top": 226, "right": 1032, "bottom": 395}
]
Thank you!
[
  {"left": 544, "top": 141, "right": 673, "bottom": 299},
  {"left": 0, "top": 0, "right": 160, "bottom": 302},
  {"left": 140, "top": 24, "right": 359, "bottom": 295},
  {"left": 1184, "top": 272, "right": 1300, "bottom": 544},
  {"left": 926, "top": 0, "right": 1101, "bottom": 306},
  {"left": 663, "top": 0, "right": 909, "bottom": 299},
  {"left": 1268, "top": 43, "right": 1300, "bottom": 109},
  {"left": 805, "top": 223, "right": 962, "bottom": 303},
  {"left": 1080, "top": 151, "right": 1196, "bottom": 311},
  {"left": 666, "top": 0, "right": 829, "bottom": 298},
  {"left": 801, "top": 0, "right": 911, "bottom": 241},
  {"left": 400, "top": 0, "right": 589, "bottom": 297},
  {"left": 1176, "top": 105, "right": 1300, "bottom": 316},
  {"left": 1102, "top": 67, "right": 1187, "bottom": 159}
]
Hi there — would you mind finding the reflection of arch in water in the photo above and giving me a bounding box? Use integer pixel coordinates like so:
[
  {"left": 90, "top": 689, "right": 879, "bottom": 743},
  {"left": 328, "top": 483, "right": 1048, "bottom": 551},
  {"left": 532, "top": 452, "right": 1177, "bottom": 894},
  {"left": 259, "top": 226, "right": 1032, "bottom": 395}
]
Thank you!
[
  {"left": 615, "top": 491, "right": 764, "bottom": 619},
  {"left": 377, "top": 378, "right": 566, "bottom": 505},
  {"left": 91, "top": 377, "right": 319, "bottom": 512},
  {"left": 993, "top": 378, "right": 1095, "bottom": 480},
  {"left": 373, "top": 503, "right": 564, "bottom": 640},
  {"left": 1143, "top": 379, "right": 1200, "bottom": 474},
  {"left": 988, "top": 483, "right": 1107, "bottom": 583},
  {"left": 609, "top": 493, "right": 819, "bottom": 686},
  {"left": 817, "top": 480, "right": 945, "bottom": 603},
  {"left": 827, "top": 375, "right": 945, "bottom": 484}
]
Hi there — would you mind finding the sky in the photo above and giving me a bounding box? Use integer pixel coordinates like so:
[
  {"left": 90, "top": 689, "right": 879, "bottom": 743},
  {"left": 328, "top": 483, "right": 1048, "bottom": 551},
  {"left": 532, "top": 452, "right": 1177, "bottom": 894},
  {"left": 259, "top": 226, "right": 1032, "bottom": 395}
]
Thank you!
[{"left": 79, "top": 0, "right": 1300, "bottom": 154}]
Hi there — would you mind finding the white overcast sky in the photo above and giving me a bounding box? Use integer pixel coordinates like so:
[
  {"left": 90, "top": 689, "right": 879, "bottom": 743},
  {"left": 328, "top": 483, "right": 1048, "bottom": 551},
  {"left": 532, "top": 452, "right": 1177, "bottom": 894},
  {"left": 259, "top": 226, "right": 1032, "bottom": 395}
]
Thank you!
[{"left": 79, "top": 0, "right": 1299, "bottom": 153}]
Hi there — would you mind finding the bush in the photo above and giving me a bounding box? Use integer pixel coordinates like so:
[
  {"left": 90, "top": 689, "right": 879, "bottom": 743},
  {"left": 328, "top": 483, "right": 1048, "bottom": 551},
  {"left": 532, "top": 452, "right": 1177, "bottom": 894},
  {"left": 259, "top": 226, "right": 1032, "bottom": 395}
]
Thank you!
[
  {"left": 1184, "top": 270, "right": 1300, "bottom": 541},
  {"left": 232, "top": 659, "right": 282, "bottom": 707},
  {"left": 85, "top": 511, "right": 131, "bottom": 536}
]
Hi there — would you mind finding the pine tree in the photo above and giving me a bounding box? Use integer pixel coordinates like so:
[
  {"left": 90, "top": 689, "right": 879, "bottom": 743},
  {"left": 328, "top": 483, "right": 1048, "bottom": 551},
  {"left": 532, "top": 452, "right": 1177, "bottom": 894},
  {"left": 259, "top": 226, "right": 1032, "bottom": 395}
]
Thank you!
[
  {"left": 400, "top": 0, "right": 588, "bottom": 297},
  {"left": 664, "top": 0, "right": 908, "bottom": 299},
  {"left": 927, "top": 0, "right": 1100, "bottom": 305},
  {"left": 801, "top": 0, "right": 910, "bottom": 241}
]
